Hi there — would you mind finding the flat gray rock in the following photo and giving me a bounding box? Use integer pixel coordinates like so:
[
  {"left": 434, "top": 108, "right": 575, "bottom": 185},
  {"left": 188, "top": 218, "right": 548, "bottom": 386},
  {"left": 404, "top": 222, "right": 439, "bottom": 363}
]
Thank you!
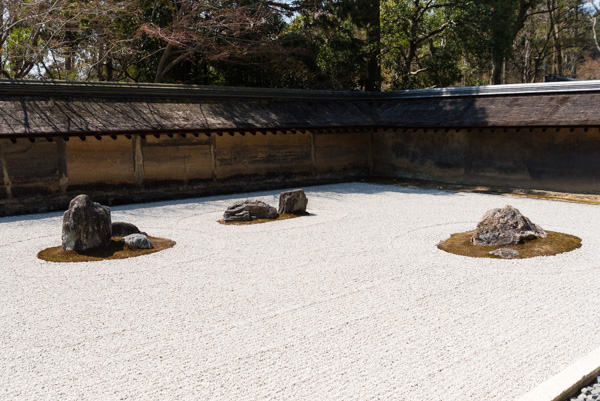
[
  {"left": 471, "top": 205, "right": 547, "bottom": 246},
  {"left": 62, "top": 194, "right": 112, "bottom": 251},
  {"left": 489, "top": 248, "right": 520, "bottom": 258},
  {"left": 278, "top": 189, "right": 308, "bottom": 215},
  {"left": 223, "top": 200, "right": 278, "bottom": 222},
  {"left": 122, "top": 233, "right": 153, "bottom": 249}
]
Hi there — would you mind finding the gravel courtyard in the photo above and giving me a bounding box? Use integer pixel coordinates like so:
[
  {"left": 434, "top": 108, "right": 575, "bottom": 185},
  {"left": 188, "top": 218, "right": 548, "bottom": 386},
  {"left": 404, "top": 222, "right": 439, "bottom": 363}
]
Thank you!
[{"left": 2, "top": 182, "right": 600, "bottom": 401}]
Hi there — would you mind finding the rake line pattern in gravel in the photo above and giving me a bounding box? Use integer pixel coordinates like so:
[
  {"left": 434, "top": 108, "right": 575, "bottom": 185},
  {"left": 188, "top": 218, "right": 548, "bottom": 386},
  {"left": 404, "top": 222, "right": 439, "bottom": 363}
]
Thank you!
[{"left": 1, "top": 182, "right": 600, "bottom": 401}]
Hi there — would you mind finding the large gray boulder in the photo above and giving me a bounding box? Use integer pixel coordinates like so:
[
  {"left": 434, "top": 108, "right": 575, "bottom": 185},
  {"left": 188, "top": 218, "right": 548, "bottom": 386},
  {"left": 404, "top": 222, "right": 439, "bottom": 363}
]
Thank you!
[
  {"left": 62, "top": 195, "right": 112, "bottom": 251},
  {"left": 471, "top": 205, "right": 547, "bottom": 246},
  {"left": 278, "top": 189, "right": 308, "bottom": 215},
  {"left": 121, "top": 233, "right": 153, "bottom": 249},
  {"left": 223, "top": 200, "right": 278, "bottom": 222}
]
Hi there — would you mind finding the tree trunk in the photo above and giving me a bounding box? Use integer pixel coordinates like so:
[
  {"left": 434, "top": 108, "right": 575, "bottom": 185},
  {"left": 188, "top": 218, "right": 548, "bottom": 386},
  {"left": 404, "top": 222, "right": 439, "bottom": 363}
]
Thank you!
[
  {"left": 491, "top": 57, "right": 503, "bottom": 85},
  {"left": 106, "top": 58, "right": 113, "bottom": 81},
  {"left": 365, "top": 0, "right": 381, "bottom": 91},
  {"left": 547, "top": 0, "right": 563, "bottom": 75},
  {"left": 155, "top": 43, "right": 173, "bottom": 83}
]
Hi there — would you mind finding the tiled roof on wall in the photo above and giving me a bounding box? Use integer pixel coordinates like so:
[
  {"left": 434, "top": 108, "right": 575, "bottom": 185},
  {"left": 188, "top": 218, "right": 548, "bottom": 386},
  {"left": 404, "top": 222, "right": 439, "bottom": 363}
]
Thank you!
[{"left": 1, "top": 79, "right": 600, "bottom": 138}]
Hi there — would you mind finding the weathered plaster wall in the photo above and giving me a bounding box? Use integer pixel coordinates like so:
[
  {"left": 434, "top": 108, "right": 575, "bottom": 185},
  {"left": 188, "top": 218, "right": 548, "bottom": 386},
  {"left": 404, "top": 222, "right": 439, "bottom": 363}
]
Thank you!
[
  {"left": 4, "top": 125, "right": 600, "bottom": 216},
  {"left": 0, "top": 130, "right": 370, "bottom": 215},
  {"left": 371, "top": 127, "right": 600, "bottom": 193},
  {"left": 142, "top": 135, "right": 214, "bottom": 187},
  {"left": 215, "top": 133, "right": 313, "bottom": 180},
  {"left": 315, "top": 133, "right": 370, "bottom": 174},
  {"left": 0, "top": 139, "right": 62, "bottom": 200},
  {"left": 65, "top": 136, "right": 136, "bottom": 189}
]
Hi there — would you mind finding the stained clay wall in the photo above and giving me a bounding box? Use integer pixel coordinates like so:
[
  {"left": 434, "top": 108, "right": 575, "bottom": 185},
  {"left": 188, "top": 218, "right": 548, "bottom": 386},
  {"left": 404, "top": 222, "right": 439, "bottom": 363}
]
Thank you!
[
  {"left": 0, "top": 130, "right": 370, "bottom": 215},
  {"left": 3, "top": 126, "right": 600, "bottom": 216},
  {"left": 371, "top": 127, "right": 600, "bottom": 193}
]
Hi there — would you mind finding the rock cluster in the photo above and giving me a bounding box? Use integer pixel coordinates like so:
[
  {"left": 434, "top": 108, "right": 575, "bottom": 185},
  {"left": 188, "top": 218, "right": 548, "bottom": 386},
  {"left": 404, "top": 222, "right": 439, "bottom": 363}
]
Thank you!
[
  {"left": 471, "top": 205, "right": 547, "bottom": 246},
  {"left": 62, "top": 195, "right": 112, "bottom": 251},
  {"left": 278, "top": 189, "right": 308, "bottom": 215},
  {"left": 62, "top": 195, "right": 150, "bottom": 252},
  {"left": 223, "top": 190, "right": 310, "bottom": 222},
  {"left": 223, "top": 200, "right": 279, "bottom": 222}
]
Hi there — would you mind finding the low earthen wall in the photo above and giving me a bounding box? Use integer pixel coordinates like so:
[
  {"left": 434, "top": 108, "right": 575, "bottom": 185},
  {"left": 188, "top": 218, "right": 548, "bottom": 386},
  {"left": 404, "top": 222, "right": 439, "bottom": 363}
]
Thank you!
[
  {"left": 371, "top": 127, "right": 600, "bottom": 194},
  {"left": 0, "top": 130, "right": 371, "bottom": 215},
  {"left": 4, "top": 126, "right": 600, "bottom": 216}
]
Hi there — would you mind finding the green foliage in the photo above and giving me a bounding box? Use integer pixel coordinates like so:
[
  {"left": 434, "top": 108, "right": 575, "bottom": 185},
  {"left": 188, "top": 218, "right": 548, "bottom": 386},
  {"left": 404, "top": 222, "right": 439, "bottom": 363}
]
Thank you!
[
  {"left": 1, "top": 0, "right": 599, "bottom": 89},
  {"left": 381, "top": 0, "right": 463, "bottom": 89}
]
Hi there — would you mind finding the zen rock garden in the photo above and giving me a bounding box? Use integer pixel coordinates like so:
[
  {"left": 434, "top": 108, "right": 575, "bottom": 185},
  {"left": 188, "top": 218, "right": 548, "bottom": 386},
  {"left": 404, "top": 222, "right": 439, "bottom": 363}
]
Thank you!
[
  {"left": 40, "top": 190, "right": 580, "bottom": 262},
  {"left": 438, "top": 204, "right": 581, "bottom": 259},
  {"left": 222, "top": 189, "right": 308, "bottom": 224},
  {"left": 38, "top": 194, "right": 175, "bottom": 262}
]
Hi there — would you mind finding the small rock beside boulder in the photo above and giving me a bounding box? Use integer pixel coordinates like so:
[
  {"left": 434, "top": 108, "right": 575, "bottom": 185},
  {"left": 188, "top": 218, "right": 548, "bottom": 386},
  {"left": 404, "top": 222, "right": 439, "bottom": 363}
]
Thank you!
[
  {"left": 223, "top": 200, "right": 278, "bottom": 222},
  {"left": 489, "top": 248, "right": 520, "bottom": 259},
  {"left": 62, "top": 194, "right": 112, "bottom": 251},
  {"left": 471, "top": 205, "right": 547, "bottom": 246},
  {"left": 112, "top": 222, "right": 145, "bottom": 237},
  {"left": 121, "top": 233, "right": 153, "bottom": 249},
  {"left": 278, "top": 189, "right": 308, "bottom": 215}
]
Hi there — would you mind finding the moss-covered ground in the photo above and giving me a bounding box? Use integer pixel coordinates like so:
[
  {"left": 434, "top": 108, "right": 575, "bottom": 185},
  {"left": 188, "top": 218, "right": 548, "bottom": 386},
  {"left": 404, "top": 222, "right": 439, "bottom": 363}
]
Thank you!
[
  {"left": 38, "top": 236, "right": 176, "bottom": 263},
  {"left": 437, "top": 230, "right": 581, "bottom": 259},
  {"left": 218, "top": 212, "right": 309, "bottom": 225}
]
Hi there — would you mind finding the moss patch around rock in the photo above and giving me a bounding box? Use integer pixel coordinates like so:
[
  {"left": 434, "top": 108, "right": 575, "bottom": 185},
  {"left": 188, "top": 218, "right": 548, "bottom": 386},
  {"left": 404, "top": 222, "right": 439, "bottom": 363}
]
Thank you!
[
  {"left": 218, "top": 212, "right": 309, "bottom": 225},
  {"left": 437, "top": 230, "right": 581, "bottom": 259},
  {"left": 38, "top": 236, "right": 176, "bottom": 263}
]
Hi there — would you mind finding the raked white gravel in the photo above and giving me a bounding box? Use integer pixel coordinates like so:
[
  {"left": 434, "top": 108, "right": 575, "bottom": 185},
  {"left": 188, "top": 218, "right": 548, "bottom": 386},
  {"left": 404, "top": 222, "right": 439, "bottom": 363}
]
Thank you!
[{"left": 2, "top": 182, "right": 600, "bottom": 401}]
